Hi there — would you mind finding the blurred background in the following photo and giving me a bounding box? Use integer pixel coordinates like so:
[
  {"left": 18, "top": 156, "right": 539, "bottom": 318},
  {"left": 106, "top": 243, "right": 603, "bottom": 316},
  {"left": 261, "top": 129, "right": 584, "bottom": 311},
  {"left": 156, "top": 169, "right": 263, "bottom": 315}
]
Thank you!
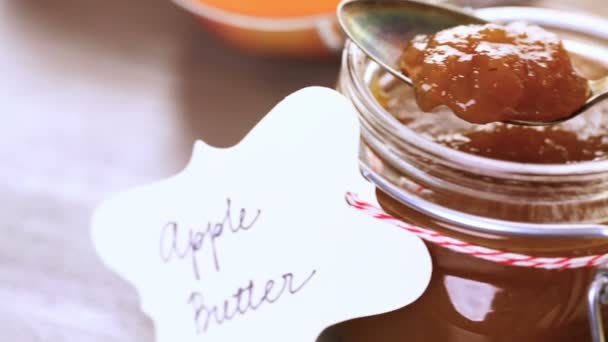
[{"left": 0, "top": 0, "right": 606, "bottom": 341}]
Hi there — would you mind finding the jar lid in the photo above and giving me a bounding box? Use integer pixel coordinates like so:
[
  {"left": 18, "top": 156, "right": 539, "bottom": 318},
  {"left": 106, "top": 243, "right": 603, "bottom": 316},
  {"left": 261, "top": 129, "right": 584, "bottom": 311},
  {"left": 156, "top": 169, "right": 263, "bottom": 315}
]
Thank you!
[{"left": 192, "top": 0, "right": 341, "bottom": 18}]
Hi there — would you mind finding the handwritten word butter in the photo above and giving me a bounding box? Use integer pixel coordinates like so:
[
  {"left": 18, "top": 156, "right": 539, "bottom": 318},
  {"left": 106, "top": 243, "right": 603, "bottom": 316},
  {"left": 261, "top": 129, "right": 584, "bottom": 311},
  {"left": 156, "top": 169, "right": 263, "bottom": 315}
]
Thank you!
[{"left": 189, "top": 270, "right": 316, "bottom": 334}]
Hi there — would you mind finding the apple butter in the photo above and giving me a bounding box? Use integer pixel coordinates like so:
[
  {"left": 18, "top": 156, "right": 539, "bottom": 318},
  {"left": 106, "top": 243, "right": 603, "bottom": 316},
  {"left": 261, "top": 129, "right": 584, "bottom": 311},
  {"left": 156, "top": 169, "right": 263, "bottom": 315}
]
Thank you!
[
  {"left": 334, "top": 10, "right": 608, "bottom": 342},
  {"left": 400, "top": 22, "right": 590, "bottom": 124}
]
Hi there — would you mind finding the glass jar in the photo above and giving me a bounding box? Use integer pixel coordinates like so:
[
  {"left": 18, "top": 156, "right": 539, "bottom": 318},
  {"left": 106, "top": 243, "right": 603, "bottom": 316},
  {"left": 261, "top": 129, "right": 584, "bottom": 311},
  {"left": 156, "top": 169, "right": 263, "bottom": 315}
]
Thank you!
[{"left": 329, "top": 6, "right": 608, "bottom": 342}]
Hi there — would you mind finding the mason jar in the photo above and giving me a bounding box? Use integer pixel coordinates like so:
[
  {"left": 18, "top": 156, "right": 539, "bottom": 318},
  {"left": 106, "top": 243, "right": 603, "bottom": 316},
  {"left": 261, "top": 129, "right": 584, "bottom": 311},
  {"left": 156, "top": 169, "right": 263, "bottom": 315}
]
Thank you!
[{"left": 328, "top": 6, "right": 608, "bottom": 342}]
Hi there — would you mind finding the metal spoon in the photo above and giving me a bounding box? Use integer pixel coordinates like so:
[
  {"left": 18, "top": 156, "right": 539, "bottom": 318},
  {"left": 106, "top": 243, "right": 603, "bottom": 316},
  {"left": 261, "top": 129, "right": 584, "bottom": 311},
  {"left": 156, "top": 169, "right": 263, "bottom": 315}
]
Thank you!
[{"left": 337, "top": 0, "right": 608, "bottom": 126}]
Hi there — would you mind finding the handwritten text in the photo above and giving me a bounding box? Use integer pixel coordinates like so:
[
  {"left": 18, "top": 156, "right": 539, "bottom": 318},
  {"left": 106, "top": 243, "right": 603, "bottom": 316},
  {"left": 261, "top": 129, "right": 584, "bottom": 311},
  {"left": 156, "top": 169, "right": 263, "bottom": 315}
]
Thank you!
[
  {"left": 189, "top": 270, "right": 317, "bottom": 334},
  {"left": 159, "top": 198, "right": 261, "bottom": 280}
]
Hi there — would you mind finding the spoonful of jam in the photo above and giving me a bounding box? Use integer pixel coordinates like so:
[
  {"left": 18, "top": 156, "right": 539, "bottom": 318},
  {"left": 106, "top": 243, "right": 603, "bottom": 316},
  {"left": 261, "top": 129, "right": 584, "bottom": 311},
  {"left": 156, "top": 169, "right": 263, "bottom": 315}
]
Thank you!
[{"left": 337, "top": 0, "right": 608, "bottom": 126}]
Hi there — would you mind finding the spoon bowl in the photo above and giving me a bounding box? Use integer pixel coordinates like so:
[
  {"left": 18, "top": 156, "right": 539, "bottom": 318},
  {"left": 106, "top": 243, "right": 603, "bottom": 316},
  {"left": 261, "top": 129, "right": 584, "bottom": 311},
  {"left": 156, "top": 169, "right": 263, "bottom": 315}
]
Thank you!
[
  {"left": 510, "top": 77, "right": 608, "bottom": 126},
  {"left": 337, "top": 0, "right": 608, "bottom": 126}
]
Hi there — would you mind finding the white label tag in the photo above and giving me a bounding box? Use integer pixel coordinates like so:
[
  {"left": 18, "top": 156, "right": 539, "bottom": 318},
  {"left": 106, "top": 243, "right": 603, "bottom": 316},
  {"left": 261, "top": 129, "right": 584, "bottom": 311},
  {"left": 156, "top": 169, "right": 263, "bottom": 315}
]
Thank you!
[{"left": 91, "top": 87, "right": 431, "bottom": 342}]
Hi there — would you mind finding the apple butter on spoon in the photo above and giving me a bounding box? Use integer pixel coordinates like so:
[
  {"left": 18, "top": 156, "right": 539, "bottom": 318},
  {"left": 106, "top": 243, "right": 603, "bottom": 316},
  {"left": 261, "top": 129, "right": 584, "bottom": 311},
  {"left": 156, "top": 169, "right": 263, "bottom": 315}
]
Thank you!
[
  {"left": 400, "top": 22, "right": 590, "bottom": 124},
  {"left": 338, "top": 0, "right": 608, "bottom": 126}
]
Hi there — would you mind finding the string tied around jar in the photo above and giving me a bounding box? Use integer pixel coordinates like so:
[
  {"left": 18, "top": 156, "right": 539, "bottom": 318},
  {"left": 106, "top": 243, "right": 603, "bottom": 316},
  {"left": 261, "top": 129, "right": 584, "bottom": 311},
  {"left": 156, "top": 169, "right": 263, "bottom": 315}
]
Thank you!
[
  {"left": 345, "top": 191, "right": 608, "bottom": 270},
  {"left": 345, "top": 191, "right": 608, "bottom": 342}
]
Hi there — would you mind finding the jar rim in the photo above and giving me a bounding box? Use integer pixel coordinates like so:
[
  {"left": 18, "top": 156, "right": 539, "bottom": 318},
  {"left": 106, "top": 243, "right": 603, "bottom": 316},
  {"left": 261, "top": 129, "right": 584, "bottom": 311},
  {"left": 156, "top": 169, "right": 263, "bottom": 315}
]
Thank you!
[
  {"left": 346, "top": 6, "right": 608, "bottom": 179},
  {"left": 342, "top": 6, "right": 608, "bottom": 237}
]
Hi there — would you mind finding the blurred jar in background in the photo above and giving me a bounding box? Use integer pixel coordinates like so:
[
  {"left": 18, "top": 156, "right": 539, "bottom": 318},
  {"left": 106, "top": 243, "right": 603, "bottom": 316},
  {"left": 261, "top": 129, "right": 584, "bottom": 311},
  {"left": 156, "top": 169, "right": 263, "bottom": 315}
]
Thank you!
[
  {"left": 168, "top": 0, "right": 542, "bottom": 58},
  {"left": 170, "top": 0, "right": 344, "bottom": 57},
  {"left": 447, "top": 0, "right": 537, "bottom": 6}
]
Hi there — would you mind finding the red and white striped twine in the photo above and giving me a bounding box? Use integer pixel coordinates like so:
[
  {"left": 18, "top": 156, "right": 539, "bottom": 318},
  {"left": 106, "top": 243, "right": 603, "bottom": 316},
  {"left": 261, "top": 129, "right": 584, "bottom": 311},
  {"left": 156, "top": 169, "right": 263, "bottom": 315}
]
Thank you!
[{"left": 346, "top": 192, "right": 608, "bottom": 269}]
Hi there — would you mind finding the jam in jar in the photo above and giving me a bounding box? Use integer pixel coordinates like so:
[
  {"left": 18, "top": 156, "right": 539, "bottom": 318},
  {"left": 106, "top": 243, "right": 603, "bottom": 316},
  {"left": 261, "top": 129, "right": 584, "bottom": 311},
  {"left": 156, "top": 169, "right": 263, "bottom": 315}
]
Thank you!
[{"left": 329, "top": 7, "right": 608, "bottom": 342}]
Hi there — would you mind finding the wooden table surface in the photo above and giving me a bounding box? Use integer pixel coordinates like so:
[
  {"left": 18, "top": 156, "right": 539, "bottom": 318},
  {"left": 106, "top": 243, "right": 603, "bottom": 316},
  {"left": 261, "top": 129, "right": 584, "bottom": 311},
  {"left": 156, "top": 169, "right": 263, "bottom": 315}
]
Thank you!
[{"left": 1, "top": 0, "right": 605, "bottom": 341}]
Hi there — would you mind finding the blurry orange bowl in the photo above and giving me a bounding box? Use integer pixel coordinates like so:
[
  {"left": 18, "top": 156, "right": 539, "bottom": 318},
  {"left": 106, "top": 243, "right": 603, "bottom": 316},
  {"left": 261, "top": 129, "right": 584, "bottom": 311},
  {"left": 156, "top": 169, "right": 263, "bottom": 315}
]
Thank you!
[{"left": 170, "top": 0, "right": 345, "bottom": 57}]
